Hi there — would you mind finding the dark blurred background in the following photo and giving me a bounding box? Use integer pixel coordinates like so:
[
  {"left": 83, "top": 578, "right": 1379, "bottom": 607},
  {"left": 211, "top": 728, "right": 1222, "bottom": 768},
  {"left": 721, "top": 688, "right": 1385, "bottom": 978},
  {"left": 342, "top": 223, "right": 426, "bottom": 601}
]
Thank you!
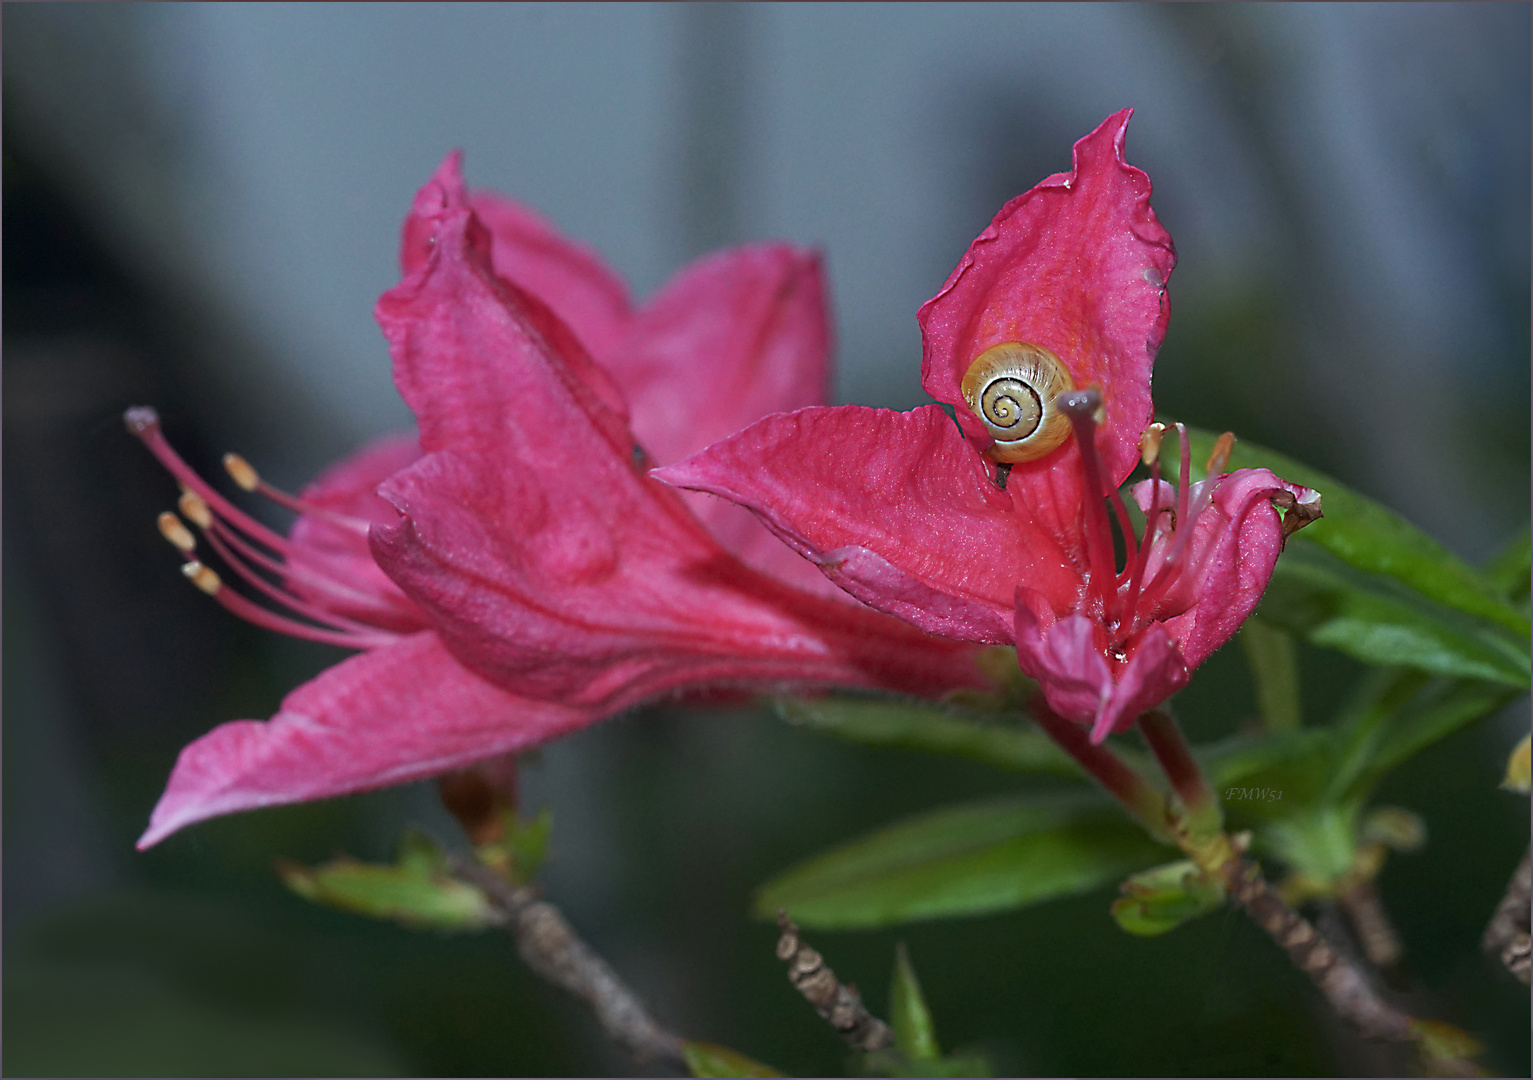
[{"left": 4, "top": 4, "right": 1528, "bottom": 1076}]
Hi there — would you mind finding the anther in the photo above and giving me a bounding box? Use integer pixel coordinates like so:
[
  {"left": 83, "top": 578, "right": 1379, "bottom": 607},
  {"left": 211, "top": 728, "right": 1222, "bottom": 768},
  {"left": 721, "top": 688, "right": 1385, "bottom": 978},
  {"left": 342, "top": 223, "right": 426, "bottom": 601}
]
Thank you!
[
  {"left": 123, "top": 405, "right": 161, "bottom": 435},
  {"left": 1140, "top": 423, "right": 1167, "bottom": 467},
  {"left": 1205, "top": 431, "right": 1235, "bottom": 477},
  {"left": 178, "top": 489, "right": 213, "bottom": 530},
  {"left": 182, "top": 561, "right": 222, "bottom": 595},
  {"left": 223, "top": 452, "right": 260, "bottom": 492},
  {"left": 157, "top": 512, "right": 197, "bottom": 554}
]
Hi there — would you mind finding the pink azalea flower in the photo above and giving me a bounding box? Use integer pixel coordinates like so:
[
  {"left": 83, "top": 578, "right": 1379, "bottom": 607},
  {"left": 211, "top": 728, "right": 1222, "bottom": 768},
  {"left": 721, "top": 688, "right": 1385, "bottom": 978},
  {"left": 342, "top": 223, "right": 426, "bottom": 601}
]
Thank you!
[
  {"left": 130, "top": 157, "right": 985, "bottom": 848},
  {"left": 656, "top": 110, "right": 1320, "bottom": 745}
]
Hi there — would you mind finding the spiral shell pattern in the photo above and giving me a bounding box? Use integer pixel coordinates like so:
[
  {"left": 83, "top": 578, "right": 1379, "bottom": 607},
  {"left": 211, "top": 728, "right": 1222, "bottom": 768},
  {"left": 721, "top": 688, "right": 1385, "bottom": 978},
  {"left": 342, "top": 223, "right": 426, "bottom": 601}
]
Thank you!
[{"left": 960, "top": 342, "right": 1076, "bottom": 463}]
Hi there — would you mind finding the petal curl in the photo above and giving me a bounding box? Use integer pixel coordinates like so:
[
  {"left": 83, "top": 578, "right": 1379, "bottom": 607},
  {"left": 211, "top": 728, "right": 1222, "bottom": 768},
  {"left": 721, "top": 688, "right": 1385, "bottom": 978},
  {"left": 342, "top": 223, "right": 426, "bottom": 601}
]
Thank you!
[
  {"left": 389, "top": 159, "right": 631, "bottom": 449},
  {"left": 656, "top": 405, "right": 1086, "bottom": 640},
  {"left": 286, "top": 433, "right": 430, "bottom": 632},
  {"left": 400, "top": 152, "right": 635, "bottom": 361},
  {"left": 918, "top": 109, "right": 1175, "bottom": 493},
  {"left": 138, "top": 631, "right": 595, "bottom": 848}
]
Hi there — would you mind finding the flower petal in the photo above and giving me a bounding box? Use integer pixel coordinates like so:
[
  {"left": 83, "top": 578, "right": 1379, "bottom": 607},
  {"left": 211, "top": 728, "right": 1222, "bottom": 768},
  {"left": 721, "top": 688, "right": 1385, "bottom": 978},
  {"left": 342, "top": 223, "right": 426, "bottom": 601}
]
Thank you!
[
  {"left": 1136, "top": 467, "right": 1317, "bottom": 669},
  {"left": 400, "top": 152, "right": 635, "bottom": 361},
  {"left": 390, "top": 156, "right": 632, "bottom": 449},
  {"left": 617, "top": 244, "right": 830, "bottom": 466},
  {"left": 286, "top": 433, "right": 430, "bottom": 632},
  {"left": 918, "top": 109, "right": 1175, "bottom": 491},
  {"left": 656, "top": 404, "right": 1090, "bottom": 642},
  {"left": 615, "top": 243, "right": 841, "bottom": 593},
  {"left": 138, "top": 631, "right": 595, "bottom": 848},
  {"left": 373, "top": 201, "right": 989, "bottom": 706}
]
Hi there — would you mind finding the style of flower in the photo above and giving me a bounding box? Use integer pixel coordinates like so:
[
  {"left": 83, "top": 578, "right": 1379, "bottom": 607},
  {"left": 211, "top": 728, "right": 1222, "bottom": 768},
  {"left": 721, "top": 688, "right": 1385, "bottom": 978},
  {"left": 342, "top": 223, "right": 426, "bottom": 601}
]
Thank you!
[
  {"left": 130, "top": 156, "right": 986, "bottom": 848},
  {"left": 656, "top": 110, "right": 1320, "bottom": 745}
]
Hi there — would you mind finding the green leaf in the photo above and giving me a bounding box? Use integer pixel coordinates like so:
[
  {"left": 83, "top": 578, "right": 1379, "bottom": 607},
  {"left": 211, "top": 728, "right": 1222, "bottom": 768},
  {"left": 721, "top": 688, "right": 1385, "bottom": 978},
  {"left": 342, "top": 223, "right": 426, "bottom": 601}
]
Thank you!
[
  {"left": 774, "top": 695, "right": 1087, "bottom": 779},
  {"left": 505, "top": 806, "right": 554, "bottom": 884},
  {"left": 1110, "top": 859, "right": 1226, "bottom": 936},
  {"left": 1482, "top": 524, "right": 1531, "bottom": 605},
  {"left": 1197, "top": 728, "right": 1332, "bottom": 792},
  {"left": 276, "top": 856, "right": 497, "bottom": 932},
  {"left": 1343, "top": 677, "right": 1521, "bottom": 799},
  {"left": 1239, "top": 617, "right": 1302, "bottom": 731},
  {"left": 889, "top": 944, "right": 940, "bottom": 1061},
  {"left": 1258, "top": 540, "right": 1529, "bottom": 687},
  {"left": 682, "top": 1042, "right": 784, "bottom": 1078},
  {"left": 754, "top": 793, "right": 1166, "bottom": 929},
  {"left": 1176, "top": 426, "right": 1530, "bottom": 640}
]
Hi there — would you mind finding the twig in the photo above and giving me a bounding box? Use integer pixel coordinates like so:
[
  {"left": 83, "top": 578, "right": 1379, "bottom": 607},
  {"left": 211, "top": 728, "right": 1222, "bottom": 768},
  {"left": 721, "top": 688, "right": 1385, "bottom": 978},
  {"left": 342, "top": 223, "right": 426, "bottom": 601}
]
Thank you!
[
  {"left": 1224, "top": 856, "right": 1415, "bottom": 1042},
  {"left": 774, "top": 911, "right": 893, "bottom": 1053},
  {"left": 1337, "top": 878, "right": 1404, "bottom": 971},
  {"left": 1482, "top": 848, "right": 1531, "bottom": 985},
  {"left": 451, "top": 858, "right": 688, "bottom": 1070}
]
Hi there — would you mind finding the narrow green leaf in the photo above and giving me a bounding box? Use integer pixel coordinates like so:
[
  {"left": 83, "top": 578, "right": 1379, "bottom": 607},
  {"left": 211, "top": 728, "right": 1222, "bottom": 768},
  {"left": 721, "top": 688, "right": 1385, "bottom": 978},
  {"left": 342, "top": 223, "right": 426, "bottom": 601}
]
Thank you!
[
  {"left": 1344, "top": 677, "right": 1520, "bottom": 798},
  {"left": 1110, "top": 859, "right": 1226, "bottom": 936},
  {"left": 890, "top": 944, "right": 940, "bottom": 1061},
  {"left": 276, "top": 857, "right": 497, "bottom": 931},
  {"left": 1239, "top": 617, "right": 1302, "bottom": 731},
  {"left": 1482, "top": 525, "right": 1531, "bottom": 606},
  {"left": 682, "top": 1042, "right": 784, "bottom": 1078},
  {"left": 1259, "top": 541, "right": 1529, "bottom": 687},
  {"left": 754, "top": 793, "right": 1165, "bottom": 929},
  {"left": 774, "top": 695, "right": 1087, "bottom": 779},
  {"left": 1176, "top": 426, "right": 1530, "bottom": 640},
  {"left": 1196, "top": 728, "right": 1334, "bottom": 820}
]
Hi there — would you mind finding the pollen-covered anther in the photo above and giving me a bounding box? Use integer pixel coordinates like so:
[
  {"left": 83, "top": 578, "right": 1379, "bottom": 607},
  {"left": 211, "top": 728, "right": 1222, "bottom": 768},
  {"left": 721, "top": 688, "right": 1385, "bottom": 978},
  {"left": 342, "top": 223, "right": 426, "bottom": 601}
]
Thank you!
[
  {"left": 1140, "top": 422, "right": 1167, "bottom": 467},
  {"left": 178, "top": 489, "right": 213, "bottom": 530},
  {"left": 182, "top": 560, "right": 222, "bottom": 595},
  {"left": 223, "top": 453, "right": 260, "bottom": 492},
  {"left": 1205, "top": 431, "right": 1235, "bottom": 477},
  {"left": 157, "top": 512, "right": 197, "bottom": 554}
]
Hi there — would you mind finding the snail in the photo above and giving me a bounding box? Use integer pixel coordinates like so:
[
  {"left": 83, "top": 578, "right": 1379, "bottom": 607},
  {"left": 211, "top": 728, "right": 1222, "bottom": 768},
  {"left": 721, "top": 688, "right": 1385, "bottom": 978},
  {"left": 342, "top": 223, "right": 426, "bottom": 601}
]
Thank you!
[{"left": 959, "top": 341, "right": 1076, "bottom": 463}]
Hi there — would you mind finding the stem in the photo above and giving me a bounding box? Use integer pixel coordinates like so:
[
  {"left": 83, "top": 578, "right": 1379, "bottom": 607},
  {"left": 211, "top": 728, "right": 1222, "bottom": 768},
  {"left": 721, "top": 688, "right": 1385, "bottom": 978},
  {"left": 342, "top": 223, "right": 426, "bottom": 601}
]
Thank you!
[
  {"left": 1223, "top": 857, "right": 1415, "bottom": 1043},
  {"left": 775, "top": 912, "right": 893, "bottom": 1053},
  {"left": 451, "top": 859, "right": 688, "bottom": 1070},
  {"left": 1483, "top": 847, "right": 1532, "bottom": 985},
  {"left": 1029, "top": 702, "right": 1171, "bottom": 842},
  {"left": 1139, "top": 709, "right": 1215, "bottom": 814}
]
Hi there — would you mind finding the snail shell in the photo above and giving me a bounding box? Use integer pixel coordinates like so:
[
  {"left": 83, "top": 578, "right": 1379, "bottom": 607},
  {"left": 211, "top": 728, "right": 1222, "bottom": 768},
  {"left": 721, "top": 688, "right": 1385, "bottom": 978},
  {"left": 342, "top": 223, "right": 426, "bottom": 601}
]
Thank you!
[{"left": 960, "top": 341, "right": 1076, "bottom": 463}]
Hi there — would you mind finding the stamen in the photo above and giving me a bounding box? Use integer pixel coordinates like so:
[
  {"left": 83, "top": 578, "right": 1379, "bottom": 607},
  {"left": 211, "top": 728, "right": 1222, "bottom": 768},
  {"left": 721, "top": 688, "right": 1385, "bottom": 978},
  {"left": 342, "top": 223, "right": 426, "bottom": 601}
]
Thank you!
[
  {"left": 178, "top": 490, "right": 213, "bottom": 530},
  {"left": 182, "top": 560, "right": 222, "bottom": 595},
  {"left": 128, "top": 404, "right": 404, "bottom": 651},
  {"left": 225, "top": 449, "right": 372, "bottom": 535},
  {"left": 1205, "top": 431, "right": 1235, "bottom": 477},
  {"left": 223, "top": 452, "right": 260, "bottom": 492},
  {"left": 125, "top": 407, "right": 290, "bottom": 554},
  {"left": 1140, "top": 423, "right": 1167, "bottom": 467},
  {"left": 198, "top": 525, "right": 391, "bottom": 636},
  {"left": 157, "top": 512, "right": 197, "bottom": 554},
  {"left": 1058, "top": 388, "right": 1118, "bottom": 612}
]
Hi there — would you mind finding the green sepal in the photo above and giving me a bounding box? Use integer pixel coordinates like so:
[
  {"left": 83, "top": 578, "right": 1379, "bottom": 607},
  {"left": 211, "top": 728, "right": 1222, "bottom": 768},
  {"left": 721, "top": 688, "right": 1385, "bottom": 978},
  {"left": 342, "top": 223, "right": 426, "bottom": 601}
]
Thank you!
[
  {"left": 277, "top": 832, "right": 496, "bottom": 932},
  {"left": 889, "top": 943, "right": 940, "bottom": 1061},
  {"left": 754, "top": 792, "right": 1165, "bottom": 930},
  {"left": 681, "top": 1041, "right": 784, "bottom": 1078},
  {"left": 1110, "top": 859, "right": 1226, "bottom": 936}
]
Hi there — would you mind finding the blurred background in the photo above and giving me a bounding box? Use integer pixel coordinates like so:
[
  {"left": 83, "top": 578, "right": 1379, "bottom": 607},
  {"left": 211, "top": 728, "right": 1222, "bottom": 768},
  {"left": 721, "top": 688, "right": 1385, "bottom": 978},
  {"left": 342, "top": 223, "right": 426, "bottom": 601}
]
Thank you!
[{"left": 4, "top": 3, "right": 1528, "bottom": 1075}]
